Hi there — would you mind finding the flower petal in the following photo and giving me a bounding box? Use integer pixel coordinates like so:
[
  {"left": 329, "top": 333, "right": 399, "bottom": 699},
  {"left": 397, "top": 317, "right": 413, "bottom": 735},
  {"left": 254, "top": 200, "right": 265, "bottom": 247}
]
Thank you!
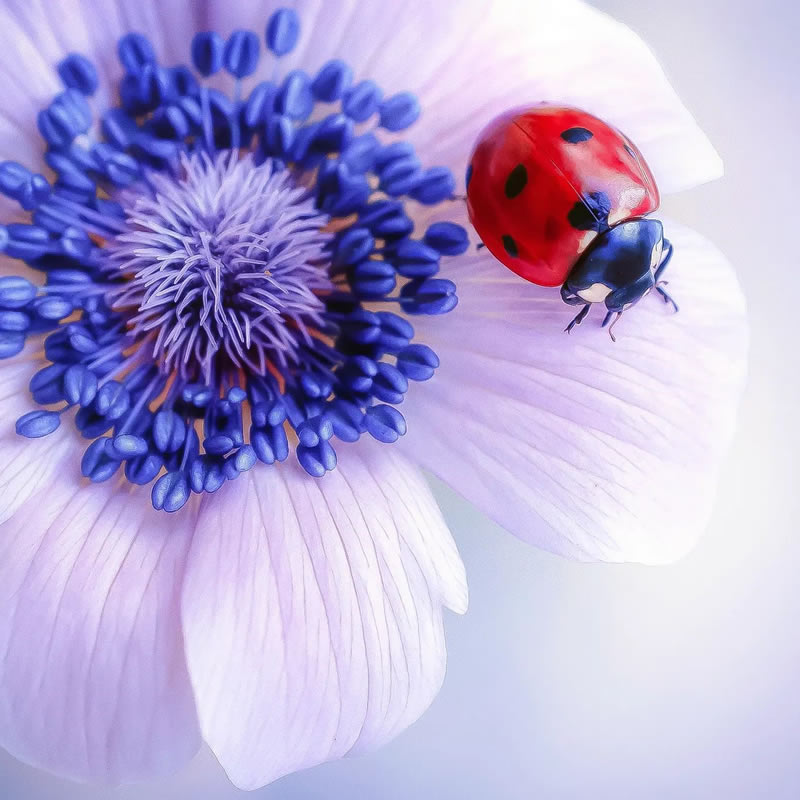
[
  {"left": 0, "top": 475, "right": 201, "bottom": 782},
  {"left": 402, "top": 220, "right": 747, "bottom": 564},
  {"left": 0, "top": 352, "right": 76, "bottom": 524},
  {"left": 181, "top": 444, "right": 466, "bottom": 790}
]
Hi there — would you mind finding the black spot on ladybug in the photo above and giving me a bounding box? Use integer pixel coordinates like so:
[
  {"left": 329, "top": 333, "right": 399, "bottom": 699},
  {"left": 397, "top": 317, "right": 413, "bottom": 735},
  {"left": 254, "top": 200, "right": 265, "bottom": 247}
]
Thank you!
[
  {"left": 504, "top": 164, "right": 528, "bottom": 198},
  {"left": 568, "top": 191, "right": 611, "bottom": 231},
  {"left": 624, "top": 143, "right": 636, "bottom": 158},
  {"left": 466, "top": 163, "right": 473, "bottom": 188},
  {"left": 561, "top": 127, "right": 593, "bottom": 144},
  {"left": 502, "top": 234, "right": 518, "bottom": 258}
]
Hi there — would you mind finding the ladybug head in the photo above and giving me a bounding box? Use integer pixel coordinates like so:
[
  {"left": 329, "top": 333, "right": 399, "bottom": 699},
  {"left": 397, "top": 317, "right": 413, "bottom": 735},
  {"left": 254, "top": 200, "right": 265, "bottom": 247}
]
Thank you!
[{"left": 561, "top": 218, "right": 665, "bottom": 312}]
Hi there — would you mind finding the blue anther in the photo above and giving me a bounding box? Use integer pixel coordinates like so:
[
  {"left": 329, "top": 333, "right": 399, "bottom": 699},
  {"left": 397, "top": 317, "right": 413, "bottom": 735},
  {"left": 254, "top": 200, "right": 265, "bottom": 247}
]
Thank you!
[
  {"left": 276, "top": 70, "right": 314, "bottom": 121},
  {"left": 424, "top": 221, "right": 470, "bottom": 255},
  {"left": 118, "top": 33, "right": 156, "bottom": 74},
  {"left": 30, "top": 364, "right": 67, "bottom": 404},
  {"left": 110, "top": 433, "right": 149, "bottom": 458},
  {"left": 372, "top": 362, "right": 408, "bottom": 404},
  {"left": 338, "top": 308, "right": 381, "bottom": 344},
  {"left": 60, "top": 226, "right": 92, "bottom": 259},
  {"left": 0, "top": 276, "right": 37, "bottom": 309},
  {"left": 204, "top": 433, "right": 234, "bottom": 455},
  {"left": 150, "top": 105, "right": 191, "bottom": 141},
  {"left": 101, "top": 109, "right": 139, "bottom": 150},
  {"left": 182, "top": 383, "right": 213, "bottom": 409},
  {"left": 342, "top": 80, "right": 383, "bottom": 123},
  {"left": 243, "top": 82, "right": 278, "bottom": 130},
  {"left": 334, "top": 227, "right": 375, "bottom": 267},
  {"left": 339, "top": 355, "right": 377, "bottom": 393},
  {"left": 80, "top": 437, "right": 121, "bottom": 482},
  {"left": 401, "top": 278, "right": 458, "bottom": 315},
  {"left": 297, "top": 440, "right": 336, "bottom": 477},
  {"left": 264, "top": 114, "right": 295, "bottom": 156},
  {"left": 227, "top": 386, "right": 247, "bottom": 404},
  {"left": 75, "top": 406, "right": 114, "bottom": 439},
  {"left": 341, "top": 133, "right": 380, "bottom": 173},
  {"left": 138, "top": 64, "right": 174, "bottom": 109},
  {"left": 126, "top": 452, "right": 164, "bottom": 485},
  {"left": 329, "top": 400, "right": 363, "bottom": 442},
  {"left": 0, "top": 162, "right": 51, "bottom": 211},
  {"left": 16, "top": 409, "right": 61, "bottom": 438},
  {"left": 152, "top": 471, "right": 190, "bottom": 512},
  {"left": 93, "top": 145, "right": 140, "bottom": 186},
  {"left": 312, "top": 60, "right": 353, "bottom": 102},
  {"left": 374, "top": 141, "right": 416, "bottom": 171},
  {"left": 32, "top": 295, "right": 73, "bottom": 322},
  {"left": 266, "top": 8, "right": 301, "bottom": 56},
  {"left": 38, "top": 92, "right": 90, "bottom": 148},
  {"left": 379, "top": 92, "right": 421, "bottom": 132},
  {"left": 389, "top": 239, "right": 440, "bottom": 278},
  {"left": 397, "top": 343, "right": 439, "bottom": 381},
  {"left": 0, "top": 331, "right": 25, "bottom": 358},
  {"left": 152, "top": 409, "right": 186, "bottom": 453},
  {"left": 63, "top": 364, "right": 98, "bottom": 407},
  {"left": 358, "top": 200, "right": 414, "bottom": 237},
  {"left": 364, "top": 404, "right": 406, "bottom": 443},
  {"left": 54, "top": 167, "right": 95, "bottom": 200},
  {"left": 376, "top": 311, "right": 414, "bottom": 351},
  {"left": 411, "top": 166, "right": 457, "bottom": 205},
  {"left": 224, "top": 30, "right": 260, "bottom": 79},
  {"left": 233, "top": 444, "right": 256, "bottom": 472},
  {"left": 296, "top": 420, "right": 320, "bottom": 447},
  {"left": 351, "top": 260, "right": 396, "bottom": 298},
  {"left": 177, "top": 96, "right": 203, "bottom": 127},
  {"left": 191, "top": 31, "right": 225, "bottom": 76},
  {"left": 379, "top": 156, "right": 422, "bottom": 197},
  {"left": 57, "top": 53, "right": 99, "bottom": 95},
  {"left": 171, "top": 66, "right": 199, "bottom": 97},
  {"left": 313, "top": 113, "right": 354, "bottom": 154},
  {"left": 0, "top": 311, "right": 30, "bottom": 332},
  {"left": 95, "top": 380, "right": 131, "bottom": 420}
]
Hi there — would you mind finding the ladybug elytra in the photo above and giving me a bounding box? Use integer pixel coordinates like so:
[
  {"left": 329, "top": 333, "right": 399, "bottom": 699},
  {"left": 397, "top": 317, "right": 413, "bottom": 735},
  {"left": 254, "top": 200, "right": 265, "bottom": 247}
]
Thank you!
[{"left": 466, "top": 104, "right": 677, "bottom": 338}]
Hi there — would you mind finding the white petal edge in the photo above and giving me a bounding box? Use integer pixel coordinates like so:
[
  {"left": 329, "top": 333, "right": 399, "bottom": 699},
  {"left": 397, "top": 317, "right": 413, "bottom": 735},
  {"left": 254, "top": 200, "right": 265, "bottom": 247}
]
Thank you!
[
  {"left": 0, "top": 475, "right": 202, "bottom": 782},
  {"left": 401, "top": 220, "right": 747, "bottom": 564},
  {"left": 181, "top": 443, "right": 467, "bottom": 790}
]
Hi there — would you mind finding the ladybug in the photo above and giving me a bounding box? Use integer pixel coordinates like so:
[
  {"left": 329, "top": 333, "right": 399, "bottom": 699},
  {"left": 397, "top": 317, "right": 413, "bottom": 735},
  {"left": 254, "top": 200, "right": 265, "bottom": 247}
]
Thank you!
[{"left": 466, "top": 104, "right": 677, "bottom": 338}]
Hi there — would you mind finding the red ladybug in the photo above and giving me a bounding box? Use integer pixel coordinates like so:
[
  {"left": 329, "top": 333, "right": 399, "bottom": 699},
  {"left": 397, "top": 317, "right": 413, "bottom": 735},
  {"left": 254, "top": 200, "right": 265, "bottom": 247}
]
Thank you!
[{"left": 466, "top": 104, "right": 677, "bottom": 338}]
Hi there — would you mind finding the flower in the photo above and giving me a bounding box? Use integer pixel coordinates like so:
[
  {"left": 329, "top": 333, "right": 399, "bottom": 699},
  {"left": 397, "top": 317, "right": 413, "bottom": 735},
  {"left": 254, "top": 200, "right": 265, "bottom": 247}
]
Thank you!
[{"left": 0, "top": 0, "right": 746, "bottom": 791}]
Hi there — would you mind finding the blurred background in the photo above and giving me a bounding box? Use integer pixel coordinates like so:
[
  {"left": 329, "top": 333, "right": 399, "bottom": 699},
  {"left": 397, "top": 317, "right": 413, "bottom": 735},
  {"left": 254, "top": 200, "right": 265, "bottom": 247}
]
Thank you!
[{"left": 1, "top": 0, "right": 796, "bottom": 797}]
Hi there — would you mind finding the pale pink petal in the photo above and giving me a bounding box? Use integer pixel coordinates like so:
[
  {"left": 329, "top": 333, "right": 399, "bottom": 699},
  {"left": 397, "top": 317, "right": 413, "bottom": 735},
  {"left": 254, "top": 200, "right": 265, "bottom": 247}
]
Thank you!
[
  {"left": 181, "top": 444, "right": 466, "bottom": 790},
  {"left": 402, "top": 220, "right": 747, "bottom": 564},
  {"left": 0, "top": 476, "right": 202, "bottom": 782}
]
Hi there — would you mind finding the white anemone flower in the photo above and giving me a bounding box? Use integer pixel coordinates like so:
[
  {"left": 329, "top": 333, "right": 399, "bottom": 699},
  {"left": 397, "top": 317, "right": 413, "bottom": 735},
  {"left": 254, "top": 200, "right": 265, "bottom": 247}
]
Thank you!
[{"left": 0, "top": 0, "right": 745, "bottom": 791}]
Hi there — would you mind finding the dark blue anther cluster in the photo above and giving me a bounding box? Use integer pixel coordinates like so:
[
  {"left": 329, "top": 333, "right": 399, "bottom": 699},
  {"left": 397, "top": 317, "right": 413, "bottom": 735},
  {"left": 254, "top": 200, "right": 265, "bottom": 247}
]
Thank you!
[{"left": 0, "top": 8, "right": 469, "bottom": 511}]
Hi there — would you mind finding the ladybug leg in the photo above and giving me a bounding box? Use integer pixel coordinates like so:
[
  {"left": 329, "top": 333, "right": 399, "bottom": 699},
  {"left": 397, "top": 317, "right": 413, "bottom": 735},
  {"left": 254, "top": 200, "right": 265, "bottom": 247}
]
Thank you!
[
  {"left": 564, "top": 303, "right": 591, "bottom": 334},
  {"left": 476, "top": 242, "right": 486, "bottom": 251},
  {"left": 601, "top": 311, "right": 624, "bottom": 342},
  {"left": 653, "top": 239, "right": 679, "bottom": 312}
]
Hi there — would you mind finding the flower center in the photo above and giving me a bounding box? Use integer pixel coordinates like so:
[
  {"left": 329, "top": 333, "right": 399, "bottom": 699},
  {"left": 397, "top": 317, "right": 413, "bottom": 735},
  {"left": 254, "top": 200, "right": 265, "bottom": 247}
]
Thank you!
[
  {"left": 107, "top": 152, "right": 333, "bottom": 382},
  {"left": 1, "top": 9, "right": 470, "bottom": 511}
]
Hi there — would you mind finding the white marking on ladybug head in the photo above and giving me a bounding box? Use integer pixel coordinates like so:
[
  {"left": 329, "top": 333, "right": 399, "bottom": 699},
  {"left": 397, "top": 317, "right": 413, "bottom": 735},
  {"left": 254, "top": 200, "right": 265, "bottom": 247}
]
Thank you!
[{"left": 578, "top": 282, "right": 612, "bottom": 303}]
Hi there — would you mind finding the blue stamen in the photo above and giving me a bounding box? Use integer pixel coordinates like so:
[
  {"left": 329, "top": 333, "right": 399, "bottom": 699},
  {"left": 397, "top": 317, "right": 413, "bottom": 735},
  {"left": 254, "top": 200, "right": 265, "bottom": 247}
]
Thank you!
[
  {"left": 266, "top": 8, "right": 301, "bottom": 57},
  {"left": 1, "top": 11, "right": 469, "bottom": 510}
]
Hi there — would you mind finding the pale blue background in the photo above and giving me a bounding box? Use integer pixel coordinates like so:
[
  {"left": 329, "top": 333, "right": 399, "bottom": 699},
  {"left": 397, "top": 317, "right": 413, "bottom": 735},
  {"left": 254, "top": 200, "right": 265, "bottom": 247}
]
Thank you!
[{"left": 1, "top": 0, "right": 796, "bottom": 797}]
